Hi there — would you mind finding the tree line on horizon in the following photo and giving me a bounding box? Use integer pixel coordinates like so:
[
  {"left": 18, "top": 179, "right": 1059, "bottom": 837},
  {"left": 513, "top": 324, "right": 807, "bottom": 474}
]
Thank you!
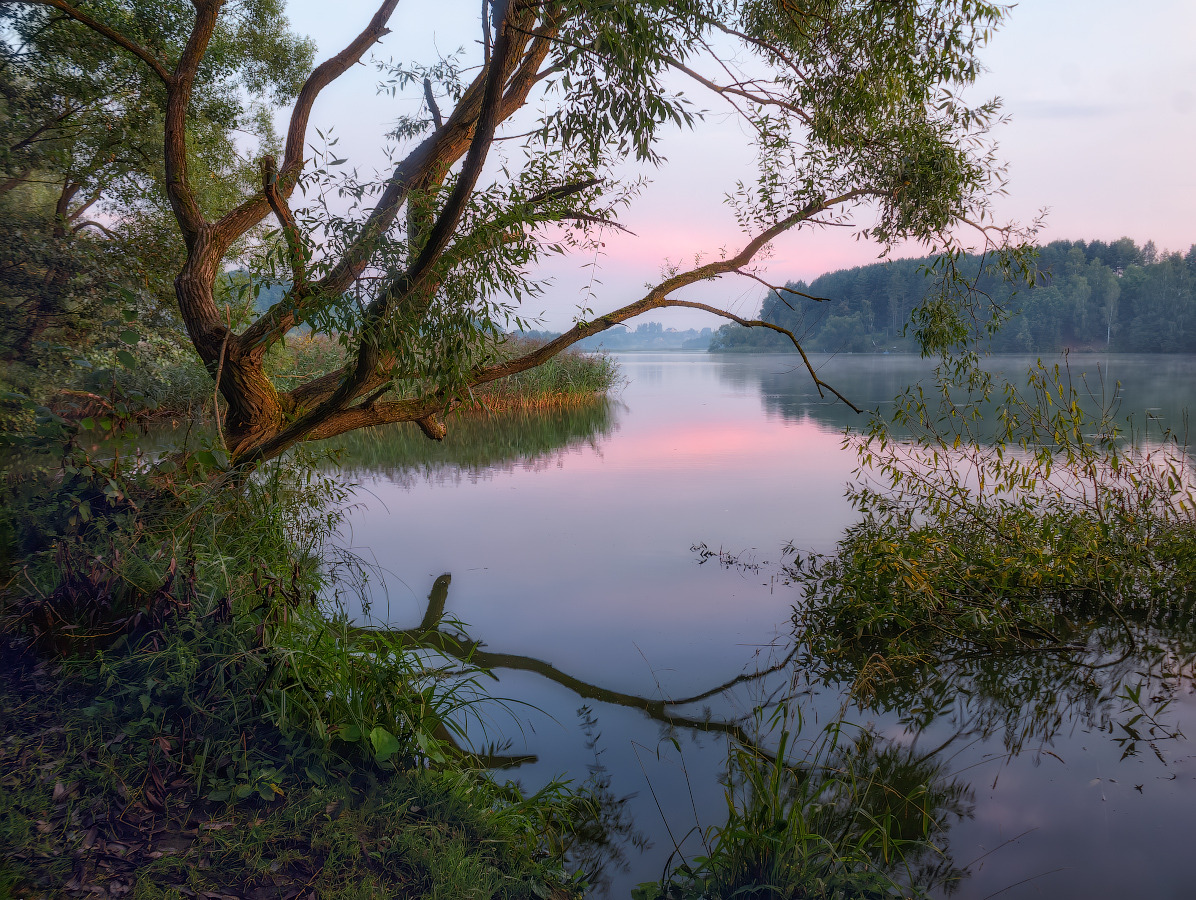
[{"left": 711, "top": 238, "right": 1196, "bottom": 354}]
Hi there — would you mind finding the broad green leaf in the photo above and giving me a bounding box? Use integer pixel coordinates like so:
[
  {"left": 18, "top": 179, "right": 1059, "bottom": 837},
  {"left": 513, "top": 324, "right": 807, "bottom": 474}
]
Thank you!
[{"left": 370, "top": 726, "right": 401, "bottom": 762}]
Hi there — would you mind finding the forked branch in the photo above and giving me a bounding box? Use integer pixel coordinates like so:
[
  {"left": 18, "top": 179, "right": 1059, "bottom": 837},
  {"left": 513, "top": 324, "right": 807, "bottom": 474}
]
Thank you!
[
  {"left": 209, "top": 0, "right": 403, "bottom": 255},
  {"left": 285, "top": 193, "right": 867, "bottom": 447},
  {"left": 239, "top": 0, "right": 519, "bottom": 464}
]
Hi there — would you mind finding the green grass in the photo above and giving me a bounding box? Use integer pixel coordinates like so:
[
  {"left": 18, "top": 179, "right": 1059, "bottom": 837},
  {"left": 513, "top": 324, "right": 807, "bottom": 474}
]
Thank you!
[
  {"left": 267, "top": 332, "right": 619, "bottom": 411},
  {"left": 0, "top": 652, "right": 584, "bottom": 899},
  {"left": 0, "top": 410, "right": 598, "bottom": 899},
  {"left": 470, "top": 337, "right": 619, "bottom": 409}
]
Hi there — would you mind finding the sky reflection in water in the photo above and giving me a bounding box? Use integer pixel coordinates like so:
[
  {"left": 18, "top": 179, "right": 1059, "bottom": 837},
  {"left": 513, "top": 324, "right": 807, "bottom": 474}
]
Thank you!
[{"left": 332, "top": 353, "right": 1196, "bottom": 898}]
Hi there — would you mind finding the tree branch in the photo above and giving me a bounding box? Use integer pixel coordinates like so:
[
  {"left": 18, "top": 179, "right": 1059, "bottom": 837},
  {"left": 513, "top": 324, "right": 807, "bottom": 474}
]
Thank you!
[
  {"left": 0, "top": 165, "right": 35, "bottom": 197},
  {"left": 208, "top": 0, "right": 402, "bottom": 256},
  {"left": 240, "top": 0, "right": 519, "bottom": 465},
  {"left": 163, "top": 0, "right": 222, "bottom": 244},
  {"left": 72, "top": 219, "right": 116, "bottom": 237},
  {"left": 666, "top": 300, "right": 861, "bottom": 412},
  {"left": 23, "top": 0, "right": 172, "bottom": 84},
  {"left": 469, "top": 194, "right": 866, "bottom": 410},
  {"left": 306, "top": 0, "right": 553, "bottom": 301},
  {"left": 238, "top": 157, "right": 316, "bottom": 353},
  {"left": 423, "top": 76, "right": 443, "bottom": 129},
  {"left": 285, "top": 190, "right": 865, "bottom": 435},
  {"left": 663, "top": 55, "right": 813, "bottom": 126},
  {"left": 260, "top": 155, "right": 309, "bottom": 287},
  {"left": 734, "top": 268, "right": 835, "bottom": 306}
]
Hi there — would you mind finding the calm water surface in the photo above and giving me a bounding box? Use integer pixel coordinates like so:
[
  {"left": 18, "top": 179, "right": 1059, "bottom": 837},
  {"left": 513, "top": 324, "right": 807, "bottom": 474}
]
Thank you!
[{"left": 334, "top": 353, "right": 1196, "bottom": 898}]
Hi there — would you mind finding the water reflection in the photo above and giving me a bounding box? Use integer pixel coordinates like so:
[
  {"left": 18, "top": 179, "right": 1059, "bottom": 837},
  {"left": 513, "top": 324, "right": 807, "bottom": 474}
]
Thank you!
[
  {"left": 338, "top": 353, "right": 1196, "bottom": 898},
  {"left": 713, "top": 353, "right": 1196, "bottom": 441},
  {"left": 369, "top": 567, "right": 1195, "bottom": 898},
  {"left": 325, "top": 400, "right": 618, "bottom": 485},
  {"left": 382, "top": 573, "right": 785, "bottom": 750},
  {"left": 835, "top": 619, "right": 1194, "bottom": 762}
]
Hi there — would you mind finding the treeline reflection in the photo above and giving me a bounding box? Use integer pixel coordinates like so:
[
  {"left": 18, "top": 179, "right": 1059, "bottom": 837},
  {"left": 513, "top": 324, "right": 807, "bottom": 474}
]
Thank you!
[
  {"left": 322, "top": 400, "right": 618, "bottom": 484},
  {"left": 716, "top": 352, "right": 1196, "bottom": 441}
]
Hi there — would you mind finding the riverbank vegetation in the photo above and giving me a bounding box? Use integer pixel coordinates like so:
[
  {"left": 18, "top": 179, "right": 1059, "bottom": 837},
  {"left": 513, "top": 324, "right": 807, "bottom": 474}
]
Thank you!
[
  {"left": 636, "top": 709, "right": 969, "bottom": 900},
  {"left": 790, "top": 356, "right": 1196, "bottom": 686},
  {"left": 711, "top": 238, "right": 1196, "bottom": 354},
  {"left": 19, "top": 321, "right": 616, "bottom": 433},
  {"left": 632, "top": 348, "right": 1196, "bottom": 898},
  {"left": 0, "top": 402, "right": 611, "bottom": 897}
]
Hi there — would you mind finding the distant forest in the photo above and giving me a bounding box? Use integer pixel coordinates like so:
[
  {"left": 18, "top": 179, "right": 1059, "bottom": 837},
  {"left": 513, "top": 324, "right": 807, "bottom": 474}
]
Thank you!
[
  {"left": 711, "top": 238, "right": 1196, "bottom": 354},
  {"left": 520, "top": 321, "right": 713, "bottom": 351}
]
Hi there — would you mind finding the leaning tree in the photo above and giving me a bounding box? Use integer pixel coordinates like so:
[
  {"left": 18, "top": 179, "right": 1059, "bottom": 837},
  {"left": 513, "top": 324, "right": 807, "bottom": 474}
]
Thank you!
[{"left": 15, "top": 0, "right": 1021, "bottom": 463}]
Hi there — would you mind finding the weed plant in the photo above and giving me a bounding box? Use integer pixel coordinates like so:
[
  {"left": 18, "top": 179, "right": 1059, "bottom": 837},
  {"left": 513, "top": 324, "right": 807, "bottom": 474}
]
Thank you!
[
  {"left": 471, "top": 337, "right": 619, "bottom": 409},
  {"left": 0, "top": 381, "right": 597, "bottom": 896},
  {"left": 789, "top": 356, "right": 1196, "bottom": 697},
  {"left": 635, "top": 706, "right": 968, "bottom": 900}
]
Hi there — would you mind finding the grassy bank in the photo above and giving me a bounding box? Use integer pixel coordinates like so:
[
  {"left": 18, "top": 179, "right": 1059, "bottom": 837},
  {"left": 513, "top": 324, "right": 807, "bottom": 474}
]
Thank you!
[
  {"left": 0, "top": 652, "right": 582, "bottom": 899},
  {"left": 0, "top": 411, "right": 603, "bottom": 898},
  {"left": 270, "top": 334, "right": 618, "bottom": 414},
  {"left": 29, "top": 328, "right": 617, "bottom": 429}
]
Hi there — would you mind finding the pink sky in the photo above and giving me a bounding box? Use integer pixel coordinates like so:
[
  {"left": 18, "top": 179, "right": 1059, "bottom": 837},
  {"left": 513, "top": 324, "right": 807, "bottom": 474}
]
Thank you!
[{"left": 285, "top": 0, "right": 1196, "bottom": 330}]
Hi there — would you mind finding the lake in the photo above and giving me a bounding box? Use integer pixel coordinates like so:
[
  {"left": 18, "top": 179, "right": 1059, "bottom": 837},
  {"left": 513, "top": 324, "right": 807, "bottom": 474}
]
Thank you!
[{"left": 331, "top": 352, "right": 1196, "bottom": 898}]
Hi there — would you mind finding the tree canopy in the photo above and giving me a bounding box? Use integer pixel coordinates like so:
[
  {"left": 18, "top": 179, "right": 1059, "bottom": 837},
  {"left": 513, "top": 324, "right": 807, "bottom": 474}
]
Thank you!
[
  {"left": 709, "top": 238, "right": 1196, "bottom": 354},
  {"left": 8, "top": 0, "right": 1024, "bottom": 464},
  {"left": 0, "top": 0, "right": 313, "bottom": 363}
]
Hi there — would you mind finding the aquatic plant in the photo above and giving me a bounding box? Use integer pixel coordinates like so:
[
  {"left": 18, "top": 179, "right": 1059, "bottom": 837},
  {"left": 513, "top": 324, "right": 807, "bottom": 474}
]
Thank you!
[
  {"left": 790, "top": 354, "right": 1196, "bottom": 701},
  {"left": 636, "top": 706, "right": 969, "bottom": 900}
]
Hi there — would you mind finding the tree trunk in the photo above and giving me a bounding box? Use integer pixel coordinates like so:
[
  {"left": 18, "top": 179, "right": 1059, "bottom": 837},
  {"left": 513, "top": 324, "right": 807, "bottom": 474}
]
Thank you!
[{"left": 174, "top": 243, "right": 289, "bottom": 455}]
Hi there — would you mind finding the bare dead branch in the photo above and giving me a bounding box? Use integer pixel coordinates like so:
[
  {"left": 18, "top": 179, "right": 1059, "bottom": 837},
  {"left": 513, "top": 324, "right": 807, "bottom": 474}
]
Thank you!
[
  {"left": 667, "top": 300, "right": 861, "bottom": 412},
  {"left": 734, "top": 268, "right": 835, "bottom": 304},
  {"left": 423, "top": 76, "right": 444, "bottom": 129}
]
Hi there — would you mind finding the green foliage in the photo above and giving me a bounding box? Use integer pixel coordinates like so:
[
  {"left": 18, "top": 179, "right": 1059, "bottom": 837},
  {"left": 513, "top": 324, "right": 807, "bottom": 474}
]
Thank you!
[
  {"left": 637, "top": 707, "right": 968, "bottom": 900},
  {"left": 216, "top": 0, "right": 1021, "bottom": 454},
  {"left": 477, "top": 337, "right": 619, "bottom": 405},
  {"left": 0, "top": 387, "right": 602, "bottom": 896},
  {"left": 712, "top": 238, "right": 1196, "bottom": 354},
  {"left": 0, "top": 0, "right": 311, "bottom": 362},
  {"left": 787, "top": 350, "right": 1196, "bottom": 702},
  {"left": 0, "top": 687, "right": 589, "bottom": 898}
]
